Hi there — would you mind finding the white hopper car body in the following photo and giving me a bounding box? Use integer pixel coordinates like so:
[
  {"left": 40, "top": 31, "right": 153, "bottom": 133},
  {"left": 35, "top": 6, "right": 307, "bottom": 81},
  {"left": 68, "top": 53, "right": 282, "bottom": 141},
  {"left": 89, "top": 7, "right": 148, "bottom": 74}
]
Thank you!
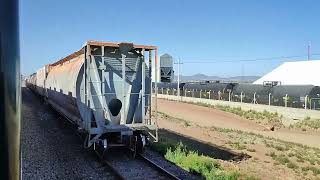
[{"left": 26, "top": 41, "right": 158, "bottom": 153}]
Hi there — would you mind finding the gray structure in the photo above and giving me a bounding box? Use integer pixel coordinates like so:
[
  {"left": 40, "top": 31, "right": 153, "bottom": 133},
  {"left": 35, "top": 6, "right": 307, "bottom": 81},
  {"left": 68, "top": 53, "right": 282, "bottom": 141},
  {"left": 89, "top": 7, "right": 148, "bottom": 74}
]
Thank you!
[
  {"left": 26, "top": 41, "right": 158, "bottom": 153},
  {"left": 160, "top": 53, "right": 174, "bottom": 82}
]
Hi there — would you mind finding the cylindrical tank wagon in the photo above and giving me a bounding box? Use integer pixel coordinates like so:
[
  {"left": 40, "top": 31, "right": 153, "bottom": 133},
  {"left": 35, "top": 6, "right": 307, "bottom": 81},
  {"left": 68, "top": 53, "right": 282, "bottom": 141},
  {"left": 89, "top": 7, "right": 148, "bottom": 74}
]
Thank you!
[
  {"left": 232, "top": 84, "right": 272, "bottom": 104},
  {"left": 155, "top": 81, "right": 320, "bottom": 109},
  {"left": 26, "top": 41, "right": 158, "bottom": 152},
  {"left": 183, "top": 82, "right": 235, "bottom": 99},
  {"left": 271, "top": 85, "right": 320, "bottom": 108}
]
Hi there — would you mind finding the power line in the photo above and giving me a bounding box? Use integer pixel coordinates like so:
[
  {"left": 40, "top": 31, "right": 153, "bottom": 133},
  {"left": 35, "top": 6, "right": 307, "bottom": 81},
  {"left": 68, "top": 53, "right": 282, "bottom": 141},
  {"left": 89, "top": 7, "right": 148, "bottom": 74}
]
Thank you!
[{"left": 179, "top": 53, "right": 320, "bottom": 64}]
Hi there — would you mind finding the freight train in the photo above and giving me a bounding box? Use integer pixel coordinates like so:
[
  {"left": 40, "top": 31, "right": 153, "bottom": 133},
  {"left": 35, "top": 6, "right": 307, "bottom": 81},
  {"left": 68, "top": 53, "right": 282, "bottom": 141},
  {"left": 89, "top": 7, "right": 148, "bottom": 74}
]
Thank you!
[
  {"left": 155, "top": 81, "right": 320, "bottom": 109},
  {"left": 26, "top": 41, "right": 158, "bottom": 153}
]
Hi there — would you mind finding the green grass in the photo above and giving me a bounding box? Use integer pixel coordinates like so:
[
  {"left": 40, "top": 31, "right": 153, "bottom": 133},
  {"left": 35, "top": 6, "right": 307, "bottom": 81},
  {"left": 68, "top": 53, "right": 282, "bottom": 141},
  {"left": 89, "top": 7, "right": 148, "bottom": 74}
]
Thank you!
[
  {"left": 214, "top": 105, "right": 283, "bottom": 127},
  {"left": 152, "top": 141, "right": 240, "bottom": 180},
  {"left": 272, "top": 154, "right": 290, "bottom": 165},
  {"left": 228, "top": 141, "right": 246, "bottom": 150},
  {"left": 292, "top": 117, "right": 320, "bottom": 130},
  {"left": 286, "top": 161, "right": 298, "bottom": 169},
  {"left": 301, "top": 166, "right": 320, "bottom": 175},
  {"left": 247, "top": 148, "right": 256, "bottom": 152},
  {"left": 157, "top": 111, "right": 320, "bottom": 178}
]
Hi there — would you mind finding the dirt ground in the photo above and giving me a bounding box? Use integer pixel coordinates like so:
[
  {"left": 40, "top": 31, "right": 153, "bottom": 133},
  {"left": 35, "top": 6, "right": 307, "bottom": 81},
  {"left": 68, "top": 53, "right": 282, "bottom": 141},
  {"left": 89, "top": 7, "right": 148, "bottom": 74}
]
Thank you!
[
  {"left": 155, "top": 99, "right": 320, "bottom": 180},
  {"left": 156, "top": 99, "right": 320, "bottom": 149}
]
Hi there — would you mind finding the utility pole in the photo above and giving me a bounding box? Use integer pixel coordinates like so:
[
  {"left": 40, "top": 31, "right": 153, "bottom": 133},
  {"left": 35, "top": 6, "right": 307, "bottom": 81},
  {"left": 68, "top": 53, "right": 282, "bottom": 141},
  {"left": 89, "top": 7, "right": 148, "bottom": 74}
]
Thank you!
[
  {"left": 308, "top": 41, "right": 311, "bottom": 60},
  {"left": 177, "top": 58, "right": 180, "bottom": 96},
  {"left": 175, "top": 58, "right": 183, "bottom": 97}
]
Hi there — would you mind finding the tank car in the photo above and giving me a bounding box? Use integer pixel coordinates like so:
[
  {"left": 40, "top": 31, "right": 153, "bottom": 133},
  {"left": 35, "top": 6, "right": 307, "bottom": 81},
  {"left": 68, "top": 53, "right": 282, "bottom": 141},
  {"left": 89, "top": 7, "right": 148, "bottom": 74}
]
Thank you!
[
  {"left": 156, "top": 82, "right": 185, "bottom": 95},
  {"left": 183, "top": 81, "right": 236, "bottom": 99},
  {"left": 232, "top": 84, "right": 272, "bottom": 104},
  {"left": 26, "top": 41, "right": 158, "bottom": 153},
  {"left": 271, "top": 85, "right": 320, "bottom": 109}
]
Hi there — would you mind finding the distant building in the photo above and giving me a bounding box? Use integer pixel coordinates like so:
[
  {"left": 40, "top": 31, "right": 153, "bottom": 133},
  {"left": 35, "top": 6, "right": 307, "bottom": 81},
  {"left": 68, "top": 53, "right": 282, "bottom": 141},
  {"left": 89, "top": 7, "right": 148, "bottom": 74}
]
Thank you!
[
  {"left": 159, "top": 53, "right": 174, "bottom": 82},
  {"left": 254, "top": 60, "right": 320, "bottom": 86}
]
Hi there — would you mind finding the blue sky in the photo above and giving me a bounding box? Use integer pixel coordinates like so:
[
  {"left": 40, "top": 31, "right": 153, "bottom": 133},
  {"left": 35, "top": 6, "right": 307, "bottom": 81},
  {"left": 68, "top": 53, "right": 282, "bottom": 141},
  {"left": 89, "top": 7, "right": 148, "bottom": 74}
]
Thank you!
[{"left": 20, "top": 0, "right": 320, "bottom": 77}]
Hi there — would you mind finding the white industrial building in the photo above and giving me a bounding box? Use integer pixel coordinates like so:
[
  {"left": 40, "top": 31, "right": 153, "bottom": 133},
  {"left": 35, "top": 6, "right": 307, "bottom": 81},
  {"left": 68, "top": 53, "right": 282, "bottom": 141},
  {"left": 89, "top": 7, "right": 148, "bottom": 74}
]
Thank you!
[{"left": 254, "top": 60, "right": 320, "bottom": 86}]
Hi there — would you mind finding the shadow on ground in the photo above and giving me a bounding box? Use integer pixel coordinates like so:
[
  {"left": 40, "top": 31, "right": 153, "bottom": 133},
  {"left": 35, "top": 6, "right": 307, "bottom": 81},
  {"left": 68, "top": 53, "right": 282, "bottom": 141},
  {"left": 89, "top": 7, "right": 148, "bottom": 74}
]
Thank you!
[{"left": 157, "top": 128, "right": 250, "bottom": 161}]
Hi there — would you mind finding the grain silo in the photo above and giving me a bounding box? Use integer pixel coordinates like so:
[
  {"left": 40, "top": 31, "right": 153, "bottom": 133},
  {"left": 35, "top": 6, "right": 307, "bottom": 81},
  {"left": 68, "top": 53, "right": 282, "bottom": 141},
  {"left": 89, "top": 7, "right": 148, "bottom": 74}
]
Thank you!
[{"left": 160, "top": 53, "right": 174, "bottom": 82}]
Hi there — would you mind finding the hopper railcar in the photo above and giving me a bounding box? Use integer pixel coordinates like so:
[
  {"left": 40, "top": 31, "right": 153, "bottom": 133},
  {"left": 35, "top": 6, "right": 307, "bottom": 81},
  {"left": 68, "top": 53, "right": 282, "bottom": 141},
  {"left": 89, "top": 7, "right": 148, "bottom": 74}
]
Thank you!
[{"left": 26, "top": 41, "right": 158, "bottom": 153}]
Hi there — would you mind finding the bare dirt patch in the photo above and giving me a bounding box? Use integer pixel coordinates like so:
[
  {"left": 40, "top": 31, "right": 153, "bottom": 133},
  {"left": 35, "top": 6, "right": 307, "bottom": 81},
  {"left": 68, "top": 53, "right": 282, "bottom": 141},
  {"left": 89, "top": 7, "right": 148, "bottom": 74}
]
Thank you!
[
  {"left": 153, "top": 99, "right": 320, "bottom": 179},
  {"left": 156, "top": 112, "right": 320, "bottom": 180},
  {"left": 156, "top": 99, "right": 320, "bottom": 149}
]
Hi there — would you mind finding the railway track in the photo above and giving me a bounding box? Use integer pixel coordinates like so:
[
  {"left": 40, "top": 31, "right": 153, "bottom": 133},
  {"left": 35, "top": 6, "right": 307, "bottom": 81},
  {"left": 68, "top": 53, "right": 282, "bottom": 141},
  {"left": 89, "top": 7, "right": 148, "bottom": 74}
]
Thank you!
[
  {"left": 96, "top": 149, "right": 182, "bottom": 180},
  {"left": 137, "top": 153, "right": 181, "bottom": 180}
]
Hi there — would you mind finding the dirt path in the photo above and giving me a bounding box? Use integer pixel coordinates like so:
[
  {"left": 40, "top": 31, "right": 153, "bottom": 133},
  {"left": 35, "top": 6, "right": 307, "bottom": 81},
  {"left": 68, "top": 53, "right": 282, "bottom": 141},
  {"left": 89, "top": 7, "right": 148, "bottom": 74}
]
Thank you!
[{"left": 156, "top": 99, "right": 320, "bottom": 148}]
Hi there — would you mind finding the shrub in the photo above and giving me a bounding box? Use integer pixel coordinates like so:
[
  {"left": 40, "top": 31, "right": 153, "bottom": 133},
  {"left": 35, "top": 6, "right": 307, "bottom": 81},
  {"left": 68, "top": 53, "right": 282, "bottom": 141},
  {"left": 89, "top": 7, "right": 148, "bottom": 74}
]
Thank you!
[
  {"left": 294, "top": 118, "right": 320, "bottom": 130},
  {"left": 273, "top": 154, "right": 290, "bottom": 165},
  {"left": 286, "top": 162, "right": 298, "bottom": 169},
  {"left": 164, "top": 142, "right": 240, "bottom": 180},
  {"left": 247, "top": 148, "right": 256, "bottom": 152}
]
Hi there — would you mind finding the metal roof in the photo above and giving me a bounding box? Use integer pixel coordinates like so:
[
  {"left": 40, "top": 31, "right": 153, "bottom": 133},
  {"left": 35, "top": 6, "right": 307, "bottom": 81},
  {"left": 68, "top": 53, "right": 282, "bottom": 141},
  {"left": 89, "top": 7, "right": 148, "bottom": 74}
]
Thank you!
[
  {"left": 50, "top": 40, "right": 157, "bottom": 66},
  {"left": 254, "top": 60, "right": 320, "bottom": 86},
  {"left": 85, "top": 40, "right": 157, "bottom": 50}
]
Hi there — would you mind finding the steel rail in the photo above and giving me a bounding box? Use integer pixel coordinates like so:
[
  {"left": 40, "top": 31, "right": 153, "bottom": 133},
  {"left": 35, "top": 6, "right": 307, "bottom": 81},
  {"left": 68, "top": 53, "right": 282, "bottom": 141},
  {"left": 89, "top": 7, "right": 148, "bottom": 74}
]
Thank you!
[
  {"left": 101, "top": 159, "right": 126, "bottom": 180},
  {"left": 137, "top": 154, "right": 182, "bottom": 180},
  {"left": 94, "top": 148, "right": 126, "bottom": 180}
]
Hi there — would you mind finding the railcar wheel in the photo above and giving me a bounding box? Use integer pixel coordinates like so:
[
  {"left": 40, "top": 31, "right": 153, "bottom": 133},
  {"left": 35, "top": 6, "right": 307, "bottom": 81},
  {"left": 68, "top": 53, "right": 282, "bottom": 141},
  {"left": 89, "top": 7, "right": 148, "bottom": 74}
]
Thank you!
[{"left": 136, "top": 134, "right": 146, "bottom": 154}]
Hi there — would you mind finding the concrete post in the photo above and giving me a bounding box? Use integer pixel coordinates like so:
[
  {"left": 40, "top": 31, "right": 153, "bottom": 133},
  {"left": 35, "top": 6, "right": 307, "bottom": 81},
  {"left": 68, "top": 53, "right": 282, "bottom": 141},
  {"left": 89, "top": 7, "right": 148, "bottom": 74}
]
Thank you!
[
  {"left": 200, "top": 90, "right": 202, "bottom": 99},
  {"left": 268, "top": 93, "right": 271, "bottom": 106},
  {"left": 253, "top": 92, "right": 256, "bottom": 104},
  {"left": 184, "top": 88, "right": 187, "bottom": 97},
  {"left": 218, "top": 91, "right": 221, "bottom": 100},
  {"left": 209, "top": 90, "right": 211, "bottom": 99},
  {"left": 161, "top": 87, "right": 163, "bottom": 94},
  {"left": 192, "top": 89, "right": 194, "bottom": 97},
  {"left": 285, "top": 94, "right": 288, "bottom": 107},
  {"left": 240, "top": 92, "right": 243, "bottom": 103},
  {"left": 304, "top": 95, "right": 308, "bottom": 109},
  {"left": 228, "top": 91, "right": 231, "bottom": 102}
]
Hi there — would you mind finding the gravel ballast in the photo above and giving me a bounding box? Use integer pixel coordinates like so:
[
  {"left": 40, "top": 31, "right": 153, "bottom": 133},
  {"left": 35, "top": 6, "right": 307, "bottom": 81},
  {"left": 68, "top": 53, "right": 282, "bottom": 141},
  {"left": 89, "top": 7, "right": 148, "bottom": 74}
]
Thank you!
[{"left": 21, "top": 87, "right": 113, "bottom": 179}]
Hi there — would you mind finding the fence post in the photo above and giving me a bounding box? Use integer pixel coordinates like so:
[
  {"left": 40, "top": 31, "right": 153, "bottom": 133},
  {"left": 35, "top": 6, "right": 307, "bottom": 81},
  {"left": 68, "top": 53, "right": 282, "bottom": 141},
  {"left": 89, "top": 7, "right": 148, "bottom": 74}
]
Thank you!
[
  {"left": 173, "top": 88, "right": 175, "bottom": 96},
  {"left": 268, "top": 93, "right": 271, "bottom": 106},
  {"left": 209, "top": 90, "right": 211, "bottom": 99},
  {"left": 218, "top": 91, "right": 221, "bottom": 100},
  {"left": 253, "top": 92, "right": 256, "bottom": 104},
  {"left": 228, "top": 91, "right": 231, "bottom": 102},
  {"left": 304, "top": 95, "right": 308, "bottom": 109},
  {"left": 192, "top": 89, "right": 194, "bottom": 97},
  {"left": 200, "top": 89, "right": 202, "bottom": 98},
  {"left": 167, "top": 88, "right": 169, "bottom": 95},
  {"left": 161, "top": 88, "right": 163, "bottom": 94},
  {"left": 285, "top": 94, "right": 288, "bottom": 107},
  {"left": 309, "top": 98, "right": 312, "bottom": 110},
  {"left": 240, "top": 91, "right": 243, "bottom": 103},
  {"left": 184, "top": 88, "right": 187, "bottom": 97}
]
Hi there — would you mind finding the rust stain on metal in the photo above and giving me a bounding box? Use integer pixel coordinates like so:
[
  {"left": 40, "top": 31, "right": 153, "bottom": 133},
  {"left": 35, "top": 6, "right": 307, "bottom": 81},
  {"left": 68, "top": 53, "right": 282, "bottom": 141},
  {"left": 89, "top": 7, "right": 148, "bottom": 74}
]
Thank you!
[
  {"left": 50, "top": 48, "right": 84, "bottom": 67},
  {"left": 86, "top": 40, "right": 157, "bottom": 50},
  {"left": 49, "top": 41, "right": 157, "bottom": 68}
]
